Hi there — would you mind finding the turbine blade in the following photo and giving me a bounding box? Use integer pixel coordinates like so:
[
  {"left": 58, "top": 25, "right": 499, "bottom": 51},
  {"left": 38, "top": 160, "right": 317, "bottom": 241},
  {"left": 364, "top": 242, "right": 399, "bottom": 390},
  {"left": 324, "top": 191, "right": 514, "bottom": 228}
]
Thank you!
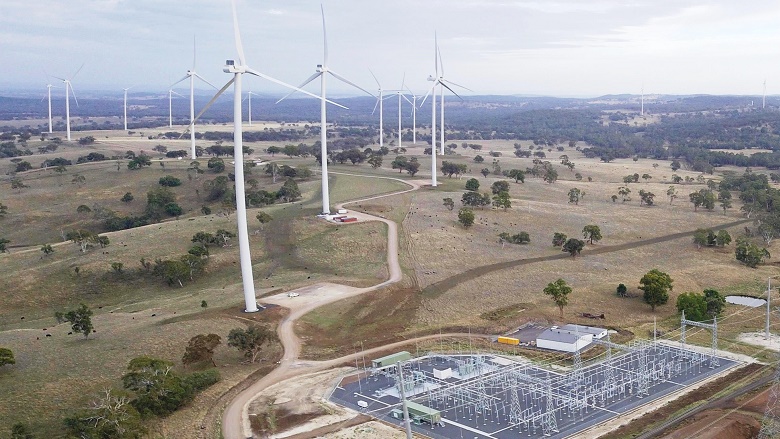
[
  {"left": 420, "top": 83, "right": 436, "bottom": 106},
  {"left": 438, "top": 46, "right": 444, "bottom": 77},
  {"left": 193, "top": 72, "right": 219, "bottom": 90},
  {"left": 443, "top": 79, "right": 473, "bottom": 92},
  {"left": 440, "top": 82, "right": 462, "bottom": 100},
  {"left": 372, "top": 98, "right": 379, "bottom": 115},
  {"left": 180, "top": 77, "right": 235, "bottom": 138},
  {"left": 369, "top": 69, "right": 380, "bottom": 88},
  {"left": 275, "top": 72, "right": 322, "bottom": 103},
  {"left": 71, "top": 62, "right": 85, "bottom": 80},
  {"left": 231, "top": 0, "right": 246, "bottom": 65},
  {"left": 321, "top": 4, "right": 328, "bottom": 66},
  {"left": 70, "top": 84, "right": 80, "bottom": 107},
  {"left": 192, "top": 35, "right": 197, "bottom": 70},
  {"left": 246, "top": 68, "right": 348, "bottom": 109},
  {"left": 170, "top": 75, "right": 190, "bottom": 88},
  {"left": 401, "top": 72, "right": 406, "bottom": 90},
  {"left": 402, "top": 94, "right": 413, "bottom": 105},
  {"left": 434, "top": 32, "right": 438, "bottom": 77},
  {"left": 53, "top": 75, "right": 66, "bottom": 82},
  {"left": 328, "top": 70, "right": 374, "bottom": 97}
]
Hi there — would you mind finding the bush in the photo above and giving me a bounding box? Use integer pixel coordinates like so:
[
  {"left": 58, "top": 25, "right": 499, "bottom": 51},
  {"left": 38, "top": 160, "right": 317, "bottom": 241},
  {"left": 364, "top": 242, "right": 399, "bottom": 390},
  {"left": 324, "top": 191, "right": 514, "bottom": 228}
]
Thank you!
[{"left": 159, "top": 175, "right": 182, "bottom": 187}]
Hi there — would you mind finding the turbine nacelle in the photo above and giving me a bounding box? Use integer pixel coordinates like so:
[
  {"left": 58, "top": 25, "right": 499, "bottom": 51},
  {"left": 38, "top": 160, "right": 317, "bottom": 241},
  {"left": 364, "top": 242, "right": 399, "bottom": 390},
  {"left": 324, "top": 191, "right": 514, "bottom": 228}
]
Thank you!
[
  {"left": 316, "top": 64, "right": 325, "bottom": 73},
  {"left": 427, "top": 75, "right": 436, "bottom": 82},
  {"left": 223, "top": 60, "right": 246, "bottom": 74}
]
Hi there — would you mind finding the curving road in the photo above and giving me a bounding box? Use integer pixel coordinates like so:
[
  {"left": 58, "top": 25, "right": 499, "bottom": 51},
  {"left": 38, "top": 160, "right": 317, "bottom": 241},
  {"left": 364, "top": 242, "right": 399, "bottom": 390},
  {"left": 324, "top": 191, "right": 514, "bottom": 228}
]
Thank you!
[{"left": 222, "top": 175, "right": 424, "bottom": 439}]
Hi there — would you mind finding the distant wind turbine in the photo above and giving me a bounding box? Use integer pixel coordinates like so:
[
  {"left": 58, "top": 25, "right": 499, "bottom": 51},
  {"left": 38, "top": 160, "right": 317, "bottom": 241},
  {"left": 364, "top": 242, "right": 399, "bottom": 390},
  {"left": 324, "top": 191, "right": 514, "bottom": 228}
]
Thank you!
[
  {"left": 52, "top": 64, "right": 84, "bottom": 142},
  {"left": 370, "top": 70, "right": 394, "bottom": 148},
  {"left": 242, "top": 91, "right": 259, "bottom": 126},
  {"left": 435, "top": 41, "right": 470, "bottom": 154},
  {"left": 183, "top": 0, "right": 341, "bottom": 313},
  {"left": 277, "top": 5, "right": 373, "bottom": 215},
  {"left": 404, "top": 86, "right": 418, "bottom": 144},
  {"left": 43, "top": 82, "right": 57, "bottom": 134},
  {"left": 123, "top": 87, "right": 133, "bottom": 131},
  {"left": 171, "top": 37, "right": 218, "bottom": 160}
]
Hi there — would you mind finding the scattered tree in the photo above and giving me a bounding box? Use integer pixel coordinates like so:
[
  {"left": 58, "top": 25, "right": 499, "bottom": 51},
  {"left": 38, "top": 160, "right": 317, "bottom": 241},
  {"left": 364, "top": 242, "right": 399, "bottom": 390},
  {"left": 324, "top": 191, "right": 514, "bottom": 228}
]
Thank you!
[
  {"left": 121, "top": 192, "right": 134, "bottom": 203},
  {"left": 182, "top": 334, "right": 222, "bottom": 367},
  {"left": 582, "top": 224, "right": 602, "bottom": 244},
  {"left": 480, "top": 168, "right": 490, "bottom": 178},
  {"left": 458, "top": 208, "right": 475, "bottom": 228},
  {"left": 255, "top": 211, "right": 272, "bottom": 229},
  {"left": 227, "top": 325, "right": 275, "bottom": 363},
  {"left": 442, "top": 197, "right": 455, "bottom": 211},
  {"left": 639, "top": 269, "right": 673, "bottom": 311},
  {"left": 568, "top": 188, "right": 582, "bottom": 205},
  {"left": 616, "top": 283, "right": 628, "bottom": 297},
  {"left": 491, "top": 180, "right": 510, "bottom": 195},
  {"left": 0, "top": 347, "right": 15, "bottom": 367},
  {"left": 465, "top": 178, "right": 480, "bottom": 191},
  {"left": 41, "top": 244, "right": 54, "bottom": 256},
  {"left": 552, "top": 232, "right": 567, "bottom": 248},
  {"left": 10, "top": 423, "right": 33, "bottom": 439},
  {"left": 492, "top": 191, "right": 512, "bottom": 210},
  {"left": 63, "top": 303, "right": 94, "bottom": 338},
  {"left": 735, "top": 238, "right": 770, "bottom": 268},
  {"left": 562, "top": 238, "right": 585, "bottom": 257},
  {"left": 543, "top": 279, "right": 572, "bottom": 318}
]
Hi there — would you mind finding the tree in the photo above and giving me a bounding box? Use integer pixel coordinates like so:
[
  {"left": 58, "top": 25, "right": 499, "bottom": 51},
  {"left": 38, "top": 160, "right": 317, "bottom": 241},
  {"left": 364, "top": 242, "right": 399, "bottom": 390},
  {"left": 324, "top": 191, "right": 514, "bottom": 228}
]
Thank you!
[
  {"left": 638, "top": 189, "right": 655, "bottom": 206},
  {"left": 405, "top": 160, "right": 420, "bottom": 176},
  {"left": 41, "top": 244, "right": 54, "bottom": 256},
  {"left": 718, "top": 189, "right": 732, "bottom": 213},
  {"left": 63, "top": 389, "right": 145, "bottom": 439},
  {"left": 562, "top": 238, "right": 584, "bottom": 257},
  {"left": 442, "top": 198, "right": 454, "bottom": 211},
  {"left": 639, "top": 269, "right": 673, "bottom": 311},
  {"left": 491, "top": 180, "right": 510, "bottom": 195},
  {"left": 0, "top": 347, "right": 15, "bottom": 367},
  {"left": 667, "top": 186, "right": 678, "bottom": 204},
  {"left": 277, "top": 178, "right": 301, "bottom": 202},
  {"left": 15, "top": 161, "right": 32, "bottom": 172},
  {"left": 441, "top": 161, "right": 467, "bottom": 178},
  {"left": 618, "top": 186, "right": 631, "bottom": 202},
  {"left": 473, "top": 155, "right": 484, "bottom": 163},
  {"left": 182, "top": 334, "right": 222, "bottom": 367},
  {"left": 391, "top": 156, "right": 408, "bottom": 173},
  {"left": 642, "top": 173, "right": 652, "bottom": 182},
  {"left": 693, "top": 228, "right": 710, "bottom": 249},
  {"left": 266, "top": 146, "right": 281, "bottom": 156},
  {"left": 676, "top": 292, "right": 707, "bottom": 321},
  {"left": 256, "top": 211, "right": 272, "bottom": 228},
  {"left": 111, "top": 262, "right": 124, "bottom": 274},
  {"left": 704, "top": 289, "right": 726, "bottom": 318},
  {"left": 72, "top": 174, "right": 86, "bottom": 186},
  {"left": 507, "top": 169, "right": 525, "bottom": 183},
  {"left": 616, "top": 283, "right": 628, "bottom": 297},
  {"left": 367, "top": 154, "right": 383, "bottom": 169},
  {"left": 492, "top": 191, "right": 511, "bottom": 210},
  {"left": 207, "top": 157, "right": 225, "bottom": 173},
  {"left": 63, "top": 303, "right": 94, "bottom": 338},
  {"left": 716, "top": 230, "right": 732, "bottom": 247},
  {"left": 671, "top": 160, "right": 681, "bottom": 171},
  {"left": 543, "top": 278, "right": 572, "bottom": 318},
  {"left": 121, "top": 192, "right": 134, "bottom": 203},
  {"left": 568, "top": 188, "right": 582, "bottom": 205},
  {"left": 461, "top": 191, "right": 490, "bottom": 209},
  {"left": 0, "top": 202, "right": 7, "bottom": 218},
  {"left": 543, "top": 167, "right": 558, "bottom": 183},
  {"left": 0, "top": 237, "right": 9, "bottom": 253},
  {"left": 227, "top": 325, "right": 275, "bottom": 363},
  {"left": 465, "top": 178, "right": 480, "bottom": 191},
  {"left": 582, "top": 224, "right": 602, "bottom": 244},
  {"left": 735, "top": 238, "right": 770, "bottom": 268},
  {"left": 10, "top": 177, "right": 27, "bottom": 191},
  {"left": 78, "top": 136, "right": 96, "bottom": 145},
  {"left": 458, "top": 208, "right": 475, "bottom": 228},
  {"left": 552, "top": 232, "right": 567, "bottom": 248},
  {"left": 480, "top": 168, "right": 490, "bottom": 178}
]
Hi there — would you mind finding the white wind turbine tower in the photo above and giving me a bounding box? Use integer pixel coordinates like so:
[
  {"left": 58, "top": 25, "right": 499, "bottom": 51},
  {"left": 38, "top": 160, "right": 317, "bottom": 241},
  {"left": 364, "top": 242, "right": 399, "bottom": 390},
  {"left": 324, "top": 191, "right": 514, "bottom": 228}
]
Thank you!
[
  {"left": 171, "top": 37, "right": 218, "bottom": 160},
  {"left": 123, "top": 87, "right": 133, "bottom": 131},
  {"left": 370, "top": 70, "right": 394, "bottom": 148},
  {"left": 168, "top": 89, "right": 185, "bottom": 128},
  {"left": 43, "top": 82, "right": 57, "bottom": 134},
  {"left": 277, "top": 5, "right": 373, "bottom": 215},
  {"left": 421, "top": 35, "right": 440, "bottom": 187},
  {"left": 243, "top": 91, "right": 259, "bottom": 126},
  {"left": 184, "top": 0, "right": 341, "bottom": 313},
  {"left": 764, "top": 80, "right": 767, "bottom": 109},
  {"left": 404, "top": 86, "right": 418, "bottom": 144},
  {"left": 396, "top": 74, "right": 413, "bottom": 148},
  {"left": 53, "top": 64, "right": 84, "bottom": 142}
]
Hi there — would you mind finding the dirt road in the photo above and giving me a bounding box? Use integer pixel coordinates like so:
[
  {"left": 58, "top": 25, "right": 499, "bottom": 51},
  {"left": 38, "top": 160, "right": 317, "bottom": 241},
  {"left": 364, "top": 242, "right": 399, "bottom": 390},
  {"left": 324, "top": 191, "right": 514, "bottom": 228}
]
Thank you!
[{"left": 222, "top": 175, "right": 423, "bottom": 439}]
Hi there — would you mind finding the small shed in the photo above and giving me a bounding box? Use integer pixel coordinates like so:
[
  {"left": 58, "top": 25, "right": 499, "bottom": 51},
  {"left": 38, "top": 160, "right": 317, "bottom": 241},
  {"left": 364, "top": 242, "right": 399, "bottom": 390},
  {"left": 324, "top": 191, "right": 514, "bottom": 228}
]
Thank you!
[
  {"left": 389, "top": 402, "right": 441, "bottom": 424},
  {"left": 559, "top": 324, "right": 608, "bottom": 339},
  {"left": 372, "top": 351, "right": 411, "bottom": 368},
  {"left": 536, "top": 329, "right": 591, "bottom": 353}
]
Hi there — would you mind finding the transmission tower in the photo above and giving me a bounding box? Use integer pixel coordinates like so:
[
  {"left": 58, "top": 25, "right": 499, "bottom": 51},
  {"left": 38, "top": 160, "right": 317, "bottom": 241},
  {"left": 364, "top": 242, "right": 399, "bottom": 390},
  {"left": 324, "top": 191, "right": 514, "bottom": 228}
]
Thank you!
[{"left": 759, "top": 353, "right": 780, "bottom": 439}]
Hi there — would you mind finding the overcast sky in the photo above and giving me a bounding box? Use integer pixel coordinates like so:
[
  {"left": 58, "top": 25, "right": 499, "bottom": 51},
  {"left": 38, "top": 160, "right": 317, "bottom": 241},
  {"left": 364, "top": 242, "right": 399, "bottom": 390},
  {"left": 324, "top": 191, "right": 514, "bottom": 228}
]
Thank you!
[{"left": 2, "top": 0, "right": 780, "bottom": 97}]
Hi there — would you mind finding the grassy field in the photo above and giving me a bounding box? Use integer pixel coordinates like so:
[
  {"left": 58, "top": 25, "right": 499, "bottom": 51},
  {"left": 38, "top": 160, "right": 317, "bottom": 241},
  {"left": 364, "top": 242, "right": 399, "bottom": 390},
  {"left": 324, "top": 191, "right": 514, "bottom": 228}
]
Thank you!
[{"left": 0, "top": 129, "right": 409, "bottom": 437}]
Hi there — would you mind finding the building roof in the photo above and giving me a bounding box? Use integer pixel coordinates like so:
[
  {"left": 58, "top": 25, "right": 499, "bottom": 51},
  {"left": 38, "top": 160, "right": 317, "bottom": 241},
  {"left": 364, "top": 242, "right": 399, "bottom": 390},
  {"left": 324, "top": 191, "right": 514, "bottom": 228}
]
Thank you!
[
  {"left": 537, "top": 329, "right": 585, "bottom": 344},
  {"left": 406, "top": 401, "right": 440, "bottom": 416},
  {"left": 559, "top": 324, "right": 607, "bottom": 336}
]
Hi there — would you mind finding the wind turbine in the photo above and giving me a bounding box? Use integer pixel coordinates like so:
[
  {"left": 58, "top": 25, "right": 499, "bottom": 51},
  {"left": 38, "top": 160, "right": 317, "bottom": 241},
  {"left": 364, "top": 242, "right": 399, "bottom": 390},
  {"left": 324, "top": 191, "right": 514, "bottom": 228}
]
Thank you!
[
  {"left": 404, "top": 86, "right": 418, "bottom": 144},
  {"left": 243, "top": 91, "right": 259, "bottom": 126},
  {"left": 397, "top": 75, "right": 414, "bottom": 148},
  {"left": 52, "top": 64, "right": 84, "bottom": 142},
  {"left": 168, "top": 89, "right": 184, "bottom": 127},
  {"left": 184, "top": 0, "right": 343, "bottom": 313},
  {"left": 277, "top": 5, "right": 374, "bottom": 215},
  {"left": 421, "top": 35, "right": 440, "bottom": 187},
  {"left": 370, "top": 70, "right": 394, "bottom": 148},
  {"left": 435, "top": 42, "right": 470, "bottom": 154},
  {"left": 171, "top": 37, "right": 218, "bottom": 160}
]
